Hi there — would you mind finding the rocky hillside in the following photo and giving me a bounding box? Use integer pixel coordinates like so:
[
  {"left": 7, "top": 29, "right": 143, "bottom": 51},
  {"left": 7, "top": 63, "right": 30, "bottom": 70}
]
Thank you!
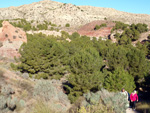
[
  {"left": 0, "top": 0, "right": 150, "bottom": 28},
  {"left": 0, "top": 21, "right": 27, "bottom": 59}
]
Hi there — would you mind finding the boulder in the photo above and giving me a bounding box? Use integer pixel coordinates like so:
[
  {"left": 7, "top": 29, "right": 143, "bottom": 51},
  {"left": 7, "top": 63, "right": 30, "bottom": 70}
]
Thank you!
[
  {"left": 110, "top": 33, "right": 117, "bottom": 43},
  {"left": 0, "top": 21, "right": 27, "bottom": 59}
]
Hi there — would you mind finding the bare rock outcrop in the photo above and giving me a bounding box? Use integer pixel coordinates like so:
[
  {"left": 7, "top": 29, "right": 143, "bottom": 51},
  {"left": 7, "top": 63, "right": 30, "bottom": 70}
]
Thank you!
[
  {"left": 109, "top": 33, "right": 117, "bottom": 43},
  {"left": 0, "top": 21, "right": 27, "bottom": 59}
]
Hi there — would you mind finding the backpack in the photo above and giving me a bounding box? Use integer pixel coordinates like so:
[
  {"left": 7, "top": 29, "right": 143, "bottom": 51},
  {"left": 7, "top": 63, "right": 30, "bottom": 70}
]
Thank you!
[{"left": 127, "top": 92, "right": 130, "bottom": 101}]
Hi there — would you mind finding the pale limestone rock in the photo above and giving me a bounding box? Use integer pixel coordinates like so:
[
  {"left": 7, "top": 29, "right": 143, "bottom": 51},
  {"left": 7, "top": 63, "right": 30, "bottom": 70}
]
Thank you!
[{"left": 0, "top": 0, "right": 150, "bottom": 27}]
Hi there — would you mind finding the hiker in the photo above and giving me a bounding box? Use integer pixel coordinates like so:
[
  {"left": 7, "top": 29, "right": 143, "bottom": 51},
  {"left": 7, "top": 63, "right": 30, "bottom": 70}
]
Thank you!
[
  {"left": 121, "top": 88, "right": 130, "bottom": 107},
  {"left": 121, "top": 88, "right": 129, "bottom": 100},
  {"left": 130, "top": 90, "right": 138, "bottom": 110}
]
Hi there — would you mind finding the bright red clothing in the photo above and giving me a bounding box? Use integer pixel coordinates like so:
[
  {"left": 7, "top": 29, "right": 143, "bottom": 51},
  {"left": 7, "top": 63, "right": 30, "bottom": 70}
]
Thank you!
[{"left": 130, "top": 93, "right": 138, "bottom": 101}]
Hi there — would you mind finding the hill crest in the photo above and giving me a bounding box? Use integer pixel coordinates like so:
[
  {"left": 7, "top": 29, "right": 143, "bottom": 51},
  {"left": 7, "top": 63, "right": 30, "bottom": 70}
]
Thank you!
[{"left": 0, "top": 0, "right": 150, "bottom": 27}]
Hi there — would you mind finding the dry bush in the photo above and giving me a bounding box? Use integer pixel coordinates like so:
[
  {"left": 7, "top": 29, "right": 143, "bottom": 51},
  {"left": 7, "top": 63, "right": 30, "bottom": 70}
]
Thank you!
[
  {"left": 0, "top": 69, "right": 4, "bottom": 79},
  {"left": 31, "top": 99, "right": 59, "bottom": 113}
]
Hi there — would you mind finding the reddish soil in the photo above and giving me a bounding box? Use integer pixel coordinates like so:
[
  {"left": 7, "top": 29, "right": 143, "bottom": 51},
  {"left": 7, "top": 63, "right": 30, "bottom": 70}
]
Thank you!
[
  {"left": 77, "top": 20, "right": 115, "bottom": 38},
  {"left": 0, "top": 21, "right": 27, "bottom": 59}
]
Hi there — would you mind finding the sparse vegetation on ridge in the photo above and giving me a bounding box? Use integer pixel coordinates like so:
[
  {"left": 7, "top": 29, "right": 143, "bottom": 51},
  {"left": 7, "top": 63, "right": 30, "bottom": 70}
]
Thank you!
[
  {"left": 94, "top": 23, "right": 107, "bottom": 30},
  {"left": 112, "top": 21, "right": 148, "bottom": 44},
  {"left": 0, "top": 19, "right": 62, "bottom": 32}
]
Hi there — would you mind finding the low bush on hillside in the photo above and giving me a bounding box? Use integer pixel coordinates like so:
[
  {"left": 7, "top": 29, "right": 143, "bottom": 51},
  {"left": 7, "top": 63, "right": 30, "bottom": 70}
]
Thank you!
[
  {"left": 65, "top": 23, "right": 70, "bottom": 27},
  {"left": 0, "top": 19, "right": 59, "bottom": 31},
  {"left": 33, "top": 80, "right": 70, "bottom": 112},
  {"left": 94, "top": 23, "right": 107, "bottom": 30},
  {"left": 112, "top": 21, "right": 128, "bottom": 31},
  {"left": 0, "top": 85, "right": 26, "bottom": 112},
  {"left": 80, "top": 89, "right": 128, "bottom": 113},
  {"left": 0, "top": 69, "right": 4, "bottom": 78},
  {"left": 0, "top": 20, "right": 3, "bottom": 27},
  {"left": 113, "top": 21, "right": 148, "bottom": 43},
  {"left": 31, "top": 100, "right": 59, "bottom": 113}
]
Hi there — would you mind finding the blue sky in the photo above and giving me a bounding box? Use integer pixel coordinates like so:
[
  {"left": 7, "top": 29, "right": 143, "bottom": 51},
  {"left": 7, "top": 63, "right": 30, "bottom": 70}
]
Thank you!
[{"left": 0, "top": 0, "right": 150, "bottom": 14}]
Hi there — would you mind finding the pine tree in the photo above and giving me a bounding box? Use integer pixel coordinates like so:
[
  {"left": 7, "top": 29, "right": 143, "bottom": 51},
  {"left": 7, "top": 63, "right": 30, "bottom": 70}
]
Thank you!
[
  {"left": 66, "top": 47, "right": 104, "bottom": 103},
  {"left": 104, "top": 68, "right": 135, "bottom": 93}
]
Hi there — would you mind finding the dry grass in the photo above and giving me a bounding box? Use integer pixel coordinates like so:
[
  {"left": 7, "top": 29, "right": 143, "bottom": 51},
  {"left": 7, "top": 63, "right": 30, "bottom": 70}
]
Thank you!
[
  {"left": 0, "top": 68, "right": 6, "bottom": 86},
  {"left": 70, "top": 104, "right": 114, "bottom": 113},
  {"left": 137, "top": 102, "right": 150, "bottom": 109},
  {"left": 136, "top": 102, "right": 150, "bottom": 113},
  {"left": 31, "top": 99, "right": 59, "bottom": 113},
  {"left": 69, "top": 99, "right": 114, "bottom": 113},
  {"left": 0, "top": 68, "right": 5, "bottom": 77}
]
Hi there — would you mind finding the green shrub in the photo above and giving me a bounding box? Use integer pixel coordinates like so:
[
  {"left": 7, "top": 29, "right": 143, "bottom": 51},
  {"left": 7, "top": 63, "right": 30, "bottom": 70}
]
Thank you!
[
  {"left": 100, "top": 23, "right": 107, "bottom": 28},
  {"left": 70, "top": 32, "right": 80, "bottom": 39},
  {"left": 51, "top": 24, "right": 57, "bottom": 27},
  {"left": 0, "top": 69, "right": 4, "bottom": 78},
  {"left": 16, "top": 35, "right": 69, "bottom": 79},
  {"left": 127, "top": 47, "right": 150, "bottom": 79},
  {"left": 37, "top": 24, "right": 48, "bottom": 30},
  {"left": 94, "top": 24, "right": 107, "bottom": 30},
  {"left": 112, "top": 21, "right": 128, "bottom": 31},
  {"left": 134, "top": 23, "right": 148, "bottom": 33},
  {"left": 65, "top": 47, "right": 104, "bottom": 103},
  {"left": 148, "top": 34, "right": 150, "bottom": 39},
  {"left": 61, "top": 31, "right": 70, "bottom": 39},
  {"left": 112, "top": 22, "right": 148, "bottom": 43},
  {"left": 94, "top": 25, "right": 100, "bottom": 30},
  {"left": 0, "top": 20, "right": 3, "bottom": 27},
  {"left": 65, "top": 23, "right": 70, "bottom": 27},
  {"left": 10, "top": 63, "right": 18, "bottom": 70},
  {"left": 103, "top": 68, "right": 135, "bottom": 93},
  {"left": 51, "top": 27, "right": 55, "bottom": 30},
  {"left": 35, "top": 73, "right": 49, "bottom": 79},
  {"left": 104, "top": 17, "right": 107, "bottom": 20},
  {"left": 10, "top": 19, "right": 32, "bottom": 31},
  {"left": 104, "top": 45, "right": 128, "bottom": 71}
]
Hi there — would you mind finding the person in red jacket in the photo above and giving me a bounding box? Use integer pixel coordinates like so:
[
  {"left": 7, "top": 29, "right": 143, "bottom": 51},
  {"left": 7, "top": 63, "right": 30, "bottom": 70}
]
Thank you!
[{"left": 130, "top": 90, "right": 138, "bottom": 110}]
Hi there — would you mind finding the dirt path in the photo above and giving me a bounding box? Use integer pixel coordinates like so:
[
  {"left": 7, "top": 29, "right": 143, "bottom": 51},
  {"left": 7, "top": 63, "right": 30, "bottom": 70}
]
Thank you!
[
  {"left": 132, "top": 31, "right": 150, "bottom": 44},
  {"left": 126, "top": 108, "right": 139, "bottom": 113}
]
